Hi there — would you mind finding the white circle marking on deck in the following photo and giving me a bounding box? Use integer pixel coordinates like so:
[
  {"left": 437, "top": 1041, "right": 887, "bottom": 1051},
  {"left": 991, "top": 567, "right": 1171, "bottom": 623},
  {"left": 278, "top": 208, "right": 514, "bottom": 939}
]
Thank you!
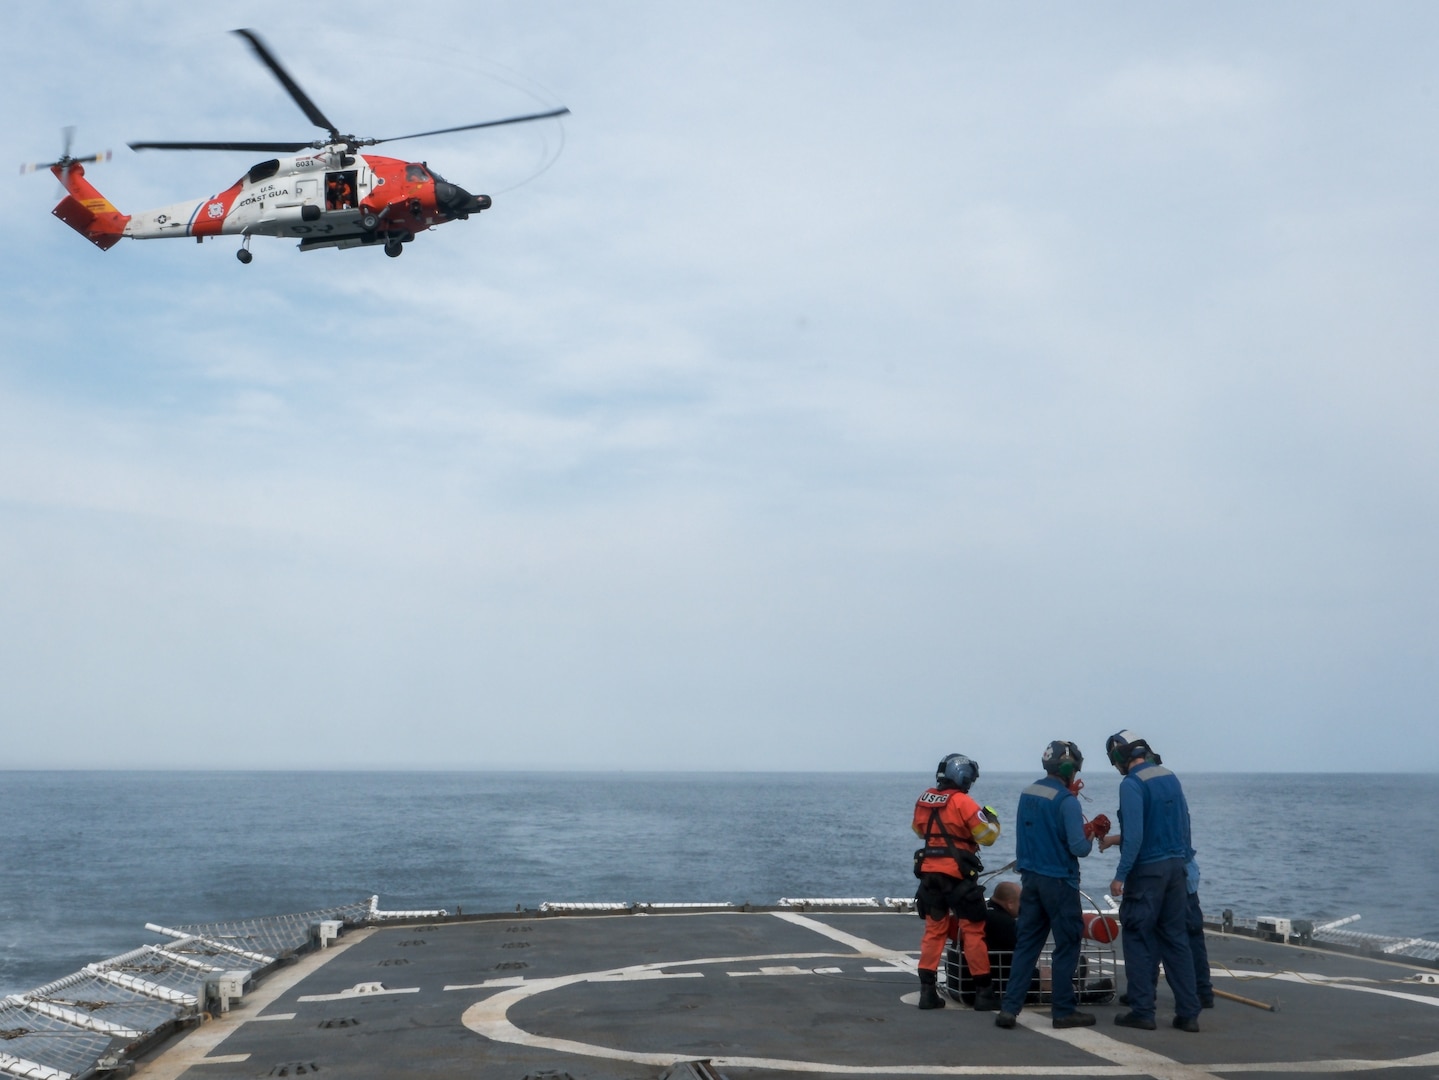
[{"left": 458, "top": 913, "right": 1439, "bottom": 1076}]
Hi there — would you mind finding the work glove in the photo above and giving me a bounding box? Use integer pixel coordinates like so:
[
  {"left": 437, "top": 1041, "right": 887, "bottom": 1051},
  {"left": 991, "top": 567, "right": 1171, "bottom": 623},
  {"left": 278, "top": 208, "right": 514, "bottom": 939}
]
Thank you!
[{"left": 1083, "top": 813, "right": 1112, "bottom": 840}]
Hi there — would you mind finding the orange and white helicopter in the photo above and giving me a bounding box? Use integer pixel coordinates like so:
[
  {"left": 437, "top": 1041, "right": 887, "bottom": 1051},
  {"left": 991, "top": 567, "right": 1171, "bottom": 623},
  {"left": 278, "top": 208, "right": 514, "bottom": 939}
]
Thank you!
[{"left": 27, "top": 29, "right": 567, "bottom": 263}]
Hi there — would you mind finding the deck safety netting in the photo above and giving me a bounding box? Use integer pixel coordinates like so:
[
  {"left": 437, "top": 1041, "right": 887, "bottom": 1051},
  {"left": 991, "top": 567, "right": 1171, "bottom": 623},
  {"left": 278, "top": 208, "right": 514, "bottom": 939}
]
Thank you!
[
  {"left": 167, "top": 899, "right": 374, "bottom": 960},
  {"left": 19, "top": 960, "right": 189, "bottom": 1036},
  {"left": 1, "top": 898, "right": 373, "bottom": 1080},
  {"left": 0, "top": 996, "right": 115, "bottom": 1078},
  {"left": 1314, "top": 928, "right": 1439, "bottom": 963},
  {"left": 95, "top": 945, "right": 222, "bottom": 1000},
  {"left": 1223, "top": 914, "right": 1439, "bottom": 963}
]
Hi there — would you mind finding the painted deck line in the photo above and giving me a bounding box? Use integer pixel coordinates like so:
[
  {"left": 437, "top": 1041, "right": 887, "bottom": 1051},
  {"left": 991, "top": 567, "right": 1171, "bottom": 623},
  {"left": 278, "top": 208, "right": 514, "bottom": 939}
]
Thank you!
[
  {"left": 1229, "top": 971, "right": 1439, "bottom": 1007},
  {"left": 121, "top": 912, "right": 1439, "bottom": 1080},
  {"left": 1206, "top": 1051, "right": 1439, "bottom": 1074},
  {"left": 458, "top": 913, "right": 1439, "bottom": 1078},
  {"left": 774, "top": 910, "right": 918, "bottom": 967},
  {"left": 134, "top": 928, "right": 374, "bottom": 1080},
  {"left": 1013, "top": 1011, "right": 1209, "bottom": 1080},
  {"left": 296, "top": 984, "right": 419, "bottom": 1002}
]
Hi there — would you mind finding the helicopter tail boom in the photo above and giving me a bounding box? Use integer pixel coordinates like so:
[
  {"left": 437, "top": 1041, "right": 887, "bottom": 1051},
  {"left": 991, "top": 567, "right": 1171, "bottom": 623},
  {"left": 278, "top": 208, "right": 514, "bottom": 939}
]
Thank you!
[{"left": 51, "top": 162, "right": 130, "bottom": 250}]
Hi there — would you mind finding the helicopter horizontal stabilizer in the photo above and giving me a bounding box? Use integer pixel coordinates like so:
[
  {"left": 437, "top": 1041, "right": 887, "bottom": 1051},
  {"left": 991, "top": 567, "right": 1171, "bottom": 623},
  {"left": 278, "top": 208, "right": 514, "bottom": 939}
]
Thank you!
[{"left": 50, "top": 162, "right": 129, "bottom": 250}]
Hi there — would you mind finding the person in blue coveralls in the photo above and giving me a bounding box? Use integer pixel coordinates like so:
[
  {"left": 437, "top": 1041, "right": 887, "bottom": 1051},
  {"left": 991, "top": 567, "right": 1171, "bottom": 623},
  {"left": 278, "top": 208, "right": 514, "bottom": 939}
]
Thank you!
[
  {"left": 1102, "top": 730, "right": 1202, "bottom": 1032},
  {"left": 1104, "top": 854, "right": 1216, "bottom": 1012},
  {"left": 1180, "top": 857, "right": 1215, "bottom": 1008},
  {"left": 994, "top": 740, "right": 1097, "bottom": 1031}
]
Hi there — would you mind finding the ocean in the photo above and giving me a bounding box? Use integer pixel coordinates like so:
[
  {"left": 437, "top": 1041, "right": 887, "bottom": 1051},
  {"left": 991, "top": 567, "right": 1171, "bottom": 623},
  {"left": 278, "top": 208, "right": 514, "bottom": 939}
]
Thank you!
[{"left": 2, "top": 770, "right": 1436, "bottom": 998}]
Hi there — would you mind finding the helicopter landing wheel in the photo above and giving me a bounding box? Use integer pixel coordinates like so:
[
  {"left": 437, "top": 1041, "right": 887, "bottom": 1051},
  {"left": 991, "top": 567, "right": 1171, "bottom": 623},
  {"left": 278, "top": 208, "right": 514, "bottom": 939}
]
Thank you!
[
  {"left": 359, "top": 212, "right": 379, "bottom": 231},
  {"left": 384, "top": 239, "right": 403, "bottom": 258},
  {"left": 236, "top": 248, "right": 253, "bottom": 264}
]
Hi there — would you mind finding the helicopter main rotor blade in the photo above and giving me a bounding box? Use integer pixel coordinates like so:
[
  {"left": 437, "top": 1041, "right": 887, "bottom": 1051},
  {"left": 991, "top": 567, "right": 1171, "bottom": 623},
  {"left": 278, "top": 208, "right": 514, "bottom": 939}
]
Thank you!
[
  {"left": 369, "top": 107, "right": 571, "bottom": 145},
  {"left": 232, "top": 28, "right": 341, "bottom": 140},
  {"left": 128, "top": 139, "right": 315, "bottom": 153}
]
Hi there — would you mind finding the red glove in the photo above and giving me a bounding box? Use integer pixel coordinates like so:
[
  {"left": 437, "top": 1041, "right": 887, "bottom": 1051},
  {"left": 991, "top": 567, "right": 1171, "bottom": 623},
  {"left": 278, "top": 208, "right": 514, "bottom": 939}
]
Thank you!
[{"left": 1084, "top": 813, "right": 1112, "bottom": 840}]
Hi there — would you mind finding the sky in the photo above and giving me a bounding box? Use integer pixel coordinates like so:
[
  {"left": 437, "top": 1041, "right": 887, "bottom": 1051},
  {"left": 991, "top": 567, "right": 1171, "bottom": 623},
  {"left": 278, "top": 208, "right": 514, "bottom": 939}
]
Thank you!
[{"left": 2, "top": 3, "right": 1436, "bottom": 772}]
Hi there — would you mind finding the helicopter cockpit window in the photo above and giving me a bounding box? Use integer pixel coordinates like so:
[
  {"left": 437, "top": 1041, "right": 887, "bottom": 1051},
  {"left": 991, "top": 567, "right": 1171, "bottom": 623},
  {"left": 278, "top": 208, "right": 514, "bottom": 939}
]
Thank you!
[
  {"left": 405, "top": 164, "right": 430, "bottom": 183},
  {"left": 247, "top": 159, "right": 282, "bottom": 184}
]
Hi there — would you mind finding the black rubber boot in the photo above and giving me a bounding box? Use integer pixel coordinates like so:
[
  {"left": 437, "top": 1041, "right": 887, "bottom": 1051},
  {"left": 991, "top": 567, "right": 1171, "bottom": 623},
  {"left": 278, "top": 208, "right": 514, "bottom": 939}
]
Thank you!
[
  {"left": 1115, "top": 1011, "right": 1157, "bottom": 1030},
  {"left": 971, "top": 975, "right": 999, "bottom": 1012},
  {"left": 917, "top": 969, "right": 945, "bottom": 1010}
]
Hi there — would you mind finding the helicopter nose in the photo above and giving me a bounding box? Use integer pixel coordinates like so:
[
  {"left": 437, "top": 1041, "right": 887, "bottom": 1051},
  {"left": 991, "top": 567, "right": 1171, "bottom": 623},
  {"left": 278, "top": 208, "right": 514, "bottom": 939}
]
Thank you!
[{"left": 434, "top": 180, "right": 492, "bottom": 219}]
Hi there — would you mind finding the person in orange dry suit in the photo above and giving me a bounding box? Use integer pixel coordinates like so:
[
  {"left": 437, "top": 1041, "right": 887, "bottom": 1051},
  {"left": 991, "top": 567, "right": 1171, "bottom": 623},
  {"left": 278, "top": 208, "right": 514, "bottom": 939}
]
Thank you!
[{"left": 912, "top": 753, "right": 1002, "bottom": 1011}]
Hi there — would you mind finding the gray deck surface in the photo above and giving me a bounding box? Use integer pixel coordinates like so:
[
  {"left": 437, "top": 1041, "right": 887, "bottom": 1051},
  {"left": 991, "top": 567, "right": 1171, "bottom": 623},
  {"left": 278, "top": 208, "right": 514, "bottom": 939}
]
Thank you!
[{"left": 132, "top": 908, "right": 1439, "bottom": 1079}]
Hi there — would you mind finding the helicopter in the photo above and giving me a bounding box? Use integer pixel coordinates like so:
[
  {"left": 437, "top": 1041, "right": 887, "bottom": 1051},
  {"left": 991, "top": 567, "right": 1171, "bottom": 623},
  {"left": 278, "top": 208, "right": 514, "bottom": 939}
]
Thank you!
[{"left": 27, "top": 29, "right": 568, "bottom": 262}]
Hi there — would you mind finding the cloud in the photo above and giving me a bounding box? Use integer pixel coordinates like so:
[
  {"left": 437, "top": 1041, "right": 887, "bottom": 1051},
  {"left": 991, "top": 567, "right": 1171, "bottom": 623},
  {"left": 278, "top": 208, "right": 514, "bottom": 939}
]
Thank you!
[
  {"left": 2, "top": 3, "right": 1437, "bottom": 773},
  {"left": 1078, "top": 58, "right": 1272, "bottom": 129}
]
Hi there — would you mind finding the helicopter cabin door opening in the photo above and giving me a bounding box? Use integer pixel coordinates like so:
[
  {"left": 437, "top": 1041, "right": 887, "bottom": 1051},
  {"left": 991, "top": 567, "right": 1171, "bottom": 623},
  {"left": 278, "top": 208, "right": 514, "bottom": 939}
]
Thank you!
[{"left": 325, "top": 170, "right": 358, "bottom": 211}]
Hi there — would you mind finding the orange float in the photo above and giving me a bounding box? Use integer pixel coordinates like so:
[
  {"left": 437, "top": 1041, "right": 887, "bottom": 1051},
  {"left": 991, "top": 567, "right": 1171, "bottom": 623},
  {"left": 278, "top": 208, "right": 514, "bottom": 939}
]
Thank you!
[{"left": 1082, "top": 912, "right": 1120, "bottom": 942}]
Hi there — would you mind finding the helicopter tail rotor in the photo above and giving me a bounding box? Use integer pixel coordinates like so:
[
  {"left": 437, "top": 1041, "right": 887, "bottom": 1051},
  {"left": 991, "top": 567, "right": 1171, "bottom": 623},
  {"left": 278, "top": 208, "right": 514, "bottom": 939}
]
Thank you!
[
  {"left": 29, "top": 129, "right": 130, "bottom": 250},
  {"left": 20, "top": 149, "right": 112, "bottom": 174},
  {"left": 22, "top": 128, "right": 112, "bottom": 186}
]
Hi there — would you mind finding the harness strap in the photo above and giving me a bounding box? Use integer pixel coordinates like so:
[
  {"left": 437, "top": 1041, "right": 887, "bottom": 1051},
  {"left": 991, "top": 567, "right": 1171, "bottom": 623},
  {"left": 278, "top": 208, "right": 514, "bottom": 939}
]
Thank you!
[{"left": 924, "top": 805, "right": 982, "bottom": 879}]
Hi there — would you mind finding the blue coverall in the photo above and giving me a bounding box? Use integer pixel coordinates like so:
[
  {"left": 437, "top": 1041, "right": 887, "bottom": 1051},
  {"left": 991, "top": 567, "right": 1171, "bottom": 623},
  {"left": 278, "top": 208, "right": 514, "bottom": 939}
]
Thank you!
[
  {"left": 1114, "top": 760, "right": 1200, "bottom": 1021},
  {"left": 1000, "top": 775, "right": 1093, "bottom": 1019},
  {"left": 1174, "top": 859, "right": 1214, "bottom": 1006}
]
